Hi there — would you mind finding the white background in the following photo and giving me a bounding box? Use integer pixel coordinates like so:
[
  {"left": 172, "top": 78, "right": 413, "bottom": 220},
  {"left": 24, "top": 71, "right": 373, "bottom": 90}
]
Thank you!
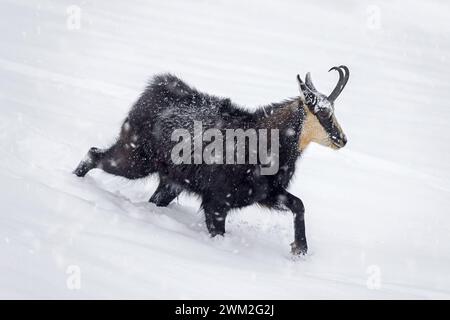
[{"left": 0, "top": 0, "right": 449, "bottom": 298}]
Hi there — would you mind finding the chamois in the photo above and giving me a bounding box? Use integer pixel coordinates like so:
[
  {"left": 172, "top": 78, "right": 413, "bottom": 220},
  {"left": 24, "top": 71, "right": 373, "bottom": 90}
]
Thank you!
[{"left": 74, "top": 66, "right": 349, "bottom": 255}]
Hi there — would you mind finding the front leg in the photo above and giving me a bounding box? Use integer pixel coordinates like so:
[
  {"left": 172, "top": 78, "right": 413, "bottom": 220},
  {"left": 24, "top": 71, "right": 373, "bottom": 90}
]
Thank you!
[
  {"left": 149, "top": 179, "right": 182, "bottom": 207},
  {"left": 281, "top": 191, "right": 308, "bottom": 255},
  {"left": 202, "top": 200, "right": 228, "bottom": 237}
]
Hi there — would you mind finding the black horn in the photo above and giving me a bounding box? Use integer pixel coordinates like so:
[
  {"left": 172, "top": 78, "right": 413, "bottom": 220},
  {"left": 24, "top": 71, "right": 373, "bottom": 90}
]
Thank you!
[{"left": 327, "top": 65, "right": 349, "bottom": 102}]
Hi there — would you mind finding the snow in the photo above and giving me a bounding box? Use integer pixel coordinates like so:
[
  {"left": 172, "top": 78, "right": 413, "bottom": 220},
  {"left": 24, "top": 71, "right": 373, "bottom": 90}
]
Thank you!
[{"left": 1, "top": 0, "right": 450, "bottom": 299}]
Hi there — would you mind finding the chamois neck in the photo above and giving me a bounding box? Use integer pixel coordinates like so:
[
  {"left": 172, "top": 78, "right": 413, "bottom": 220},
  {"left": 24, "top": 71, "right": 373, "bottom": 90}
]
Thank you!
[{"left": 256, "top": 98, "right": 304, "bottom": 130}]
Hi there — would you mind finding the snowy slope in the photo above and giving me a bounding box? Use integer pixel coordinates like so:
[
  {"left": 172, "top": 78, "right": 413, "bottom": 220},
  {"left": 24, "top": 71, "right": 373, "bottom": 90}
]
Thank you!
[{"left": 1, "top": 0, "right": 449, "bottom": 299}]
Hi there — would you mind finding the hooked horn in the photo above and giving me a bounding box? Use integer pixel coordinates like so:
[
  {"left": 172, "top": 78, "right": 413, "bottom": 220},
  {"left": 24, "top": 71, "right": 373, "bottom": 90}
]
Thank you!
[{"left": 327, "top": 65, "right": 349, "bottom": 102}]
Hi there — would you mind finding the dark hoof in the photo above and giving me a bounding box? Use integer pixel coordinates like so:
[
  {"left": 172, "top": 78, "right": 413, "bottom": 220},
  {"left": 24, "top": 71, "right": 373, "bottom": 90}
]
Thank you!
[
  {"left": 73, "top": 147, "right": 102, "bottom": 177},
  {"left": 149, "top": 195, "right": 171, "bottom": 207},
  {"left": 290, "top": 241, "right": 308, "bottom": 256},
  {"left": 209, "top": 230, "right": 225, "bottom": 237},
  {"left": 73, "top": 161, "right": 92, "bottom": 177}
]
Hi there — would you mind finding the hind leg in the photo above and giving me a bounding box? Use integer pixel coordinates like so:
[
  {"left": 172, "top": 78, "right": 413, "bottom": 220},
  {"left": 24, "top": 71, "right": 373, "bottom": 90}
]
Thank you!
[
  {"left": 149, "top": 178, "right": 182, "bottom": 207},
  {"left": 73, "top": 142, "right": 153, "bottom": 179},
  {"left": 73, "top": 147, "right": 106, "bottom": 177},
  {"left": 74, "top": 117, "right": 156, "bottom": 179}
]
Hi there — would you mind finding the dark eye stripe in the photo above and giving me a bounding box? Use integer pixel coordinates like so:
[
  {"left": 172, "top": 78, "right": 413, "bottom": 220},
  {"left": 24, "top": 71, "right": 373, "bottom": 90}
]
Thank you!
[
  {"left": 306, "top": 94, "right": 317, "bottom": 106},
  {"left": 317, "top": 108, "right": 331, "bottom": 118}
]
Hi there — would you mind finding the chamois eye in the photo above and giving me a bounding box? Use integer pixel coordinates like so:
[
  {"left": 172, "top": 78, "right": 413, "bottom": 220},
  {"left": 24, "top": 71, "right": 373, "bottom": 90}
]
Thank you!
[
  {"left": 317, "top": 109, "right": 329, "bottom": 118},
  {"left": 306, "top": 94, "right": 317, "bottom": 106}
]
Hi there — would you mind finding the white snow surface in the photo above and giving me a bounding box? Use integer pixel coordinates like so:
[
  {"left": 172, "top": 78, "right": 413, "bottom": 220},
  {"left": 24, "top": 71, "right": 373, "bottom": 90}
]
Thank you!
[{"left": 1, "top": 0, "right": 450, "bottom": 299}]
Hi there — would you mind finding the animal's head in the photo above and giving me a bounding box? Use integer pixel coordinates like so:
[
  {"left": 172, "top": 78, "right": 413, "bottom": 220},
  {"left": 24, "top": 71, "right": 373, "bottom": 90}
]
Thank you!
[{"left": 297, "top": 65, "right": 349, "bottom": 151}]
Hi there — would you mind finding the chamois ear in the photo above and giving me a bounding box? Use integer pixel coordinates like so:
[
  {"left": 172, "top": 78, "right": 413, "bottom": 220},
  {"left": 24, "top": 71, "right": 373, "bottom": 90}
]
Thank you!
[
  {"left": 305, "top": 72, "right": 318, "bottom": 92},
  {"left": 297, "top": 75, "right": 314, "bottom": 104},
  {"left": 297, "top": 74, "right": 308, "bottom": 103}
]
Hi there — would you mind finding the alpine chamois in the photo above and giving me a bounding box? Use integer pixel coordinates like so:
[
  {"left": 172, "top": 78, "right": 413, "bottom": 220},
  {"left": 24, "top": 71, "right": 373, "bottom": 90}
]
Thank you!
[{"left": 74, "top": 66, "right": 350, "bottom": 255}]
